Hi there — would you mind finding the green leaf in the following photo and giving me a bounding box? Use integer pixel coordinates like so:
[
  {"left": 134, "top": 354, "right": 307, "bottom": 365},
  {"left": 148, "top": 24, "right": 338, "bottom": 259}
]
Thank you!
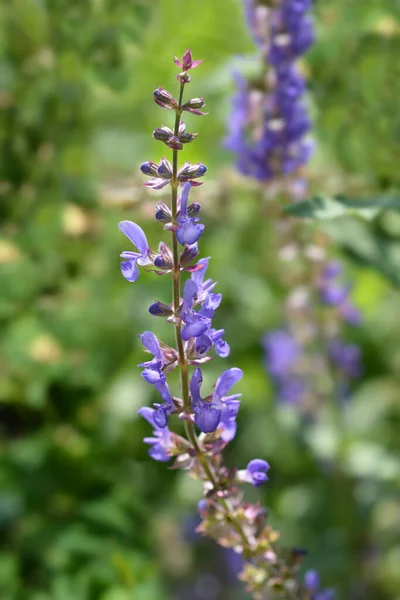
[
  {"left": 285, "top": 195, "right": 400, "bottom": 220},
  {"left": 323, "top": 218, "right": 400, "bottom": 287}
]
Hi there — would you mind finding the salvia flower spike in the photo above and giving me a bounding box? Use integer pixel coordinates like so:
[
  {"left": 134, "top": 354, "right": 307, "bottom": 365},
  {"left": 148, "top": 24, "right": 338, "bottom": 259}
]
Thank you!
[{"left": 117, "top": 48, "right": 333, "bottom": 599}]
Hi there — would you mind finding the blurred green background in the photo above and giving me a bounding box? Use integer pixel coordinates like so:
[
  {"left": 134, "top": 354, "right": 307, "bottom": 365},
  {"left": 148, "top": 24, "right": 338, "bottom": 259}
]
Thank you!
[{"left": 1, "top": 1, "right": 399, "bottom": 599}]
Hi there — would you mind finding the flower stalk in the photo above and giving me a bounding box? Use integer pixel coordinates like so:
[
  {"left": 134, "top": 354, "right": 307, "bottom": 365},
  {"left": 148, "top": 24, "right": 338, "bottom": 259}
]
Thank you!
[{"left": 117, "top": 48, "right": 333, "bottom": 600}]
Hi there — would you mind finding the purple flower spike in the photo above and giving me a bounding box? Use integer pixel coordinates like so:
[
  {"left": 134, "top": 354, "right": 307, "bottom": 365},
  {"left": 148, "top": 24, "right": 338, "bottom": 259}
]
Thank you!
[
  {"left": 138, "top": 406, "right": 172, "bottom": 462},
  {"left": 118, "top": 221, "right": 152, "bottom": 282},
  {"left": 240, "top": 459, "right": 270, "bottom": 487}
]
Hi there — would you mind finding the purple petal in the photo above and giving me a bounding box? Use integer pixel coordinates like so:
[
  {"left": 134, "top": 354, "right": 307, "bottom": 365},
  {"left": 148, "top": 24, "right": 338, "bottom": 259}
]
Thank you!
[
  {"left": 153, "top": 406, "right": 168, "bottom": 428},
  {"left": 176, "top": 218, "right": 204, "bottom": 246},
  {"left": 138, "top": 406, "right": 157, "bottom": 428},
  {"left": 247, "top": 459, "right": 270, "bottom": 475},
  {"left": 118, "top": 221, "right": 148, "bottom": 256},
  {"left": 214, "top": 368, "right": 243, "bottom": 400},
  {"left": 154, "top": 380, "right": 173, "bottom": 405},
  {"left": 191, "top": 258, "right": 209, "bottom": 287},
  {"left": 190, "top": 368, "right": 203, "bottom": 404},
  {"left": 148, "top": 444, "right": 170, "bottom": 462},
  {"left": 181, "top": 317, "right": 208, "bottom": 340},
  {"left": 140, "top": 332, "right": 163, "bottom": 360},
  {"left": 179, "top": 182, "right": 191, "bottom": 215},
  {"left": 121, "top": 259, "right": 139, "bottom": 282},
  {"left": 141, "top": 368, "right": 164, "bottom": 385},
  {"left": 194, "top": 405, "right": 221, "bottom": 433},
  {"left": 182, "top": 279, "right": 198, "bottom": 311}
]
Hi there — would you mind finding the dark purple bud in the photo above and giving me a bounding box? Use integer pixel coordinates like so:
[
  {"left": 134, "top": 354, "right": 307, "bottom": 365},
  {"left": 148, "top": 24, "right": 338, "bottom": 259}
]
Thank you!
[
  {"left": 140, "top": 160, "right": 159, "bottom": 176},
  {"left": 180, "top": 243, "right": 199, "bottom": 266},
  {"left": 155, "top": 201, "right": 171, "bottom": 224},
  {"left": 153, "top": 87, "right": 179, "bottom": 110},
  {"left": 153, "top": 126, "right": 173, "bottom": 142},
  {"left": 165, "top": 136, "right": 183, "bottom": 150},
  {"left": 187, "top": 202, "right": 201, "bottom": 217},
  {"left": 178, "top": 161, "right": 207, "bottom": 182},
  {"left": 154, "top": 255, "right": 173, "bottom": 270},
  {"left": 157, "top": 157, "right": 173, "bottom": 179},
  {"left": 179, "top": 131, "right": 198, "bottom": 144},
  {"left": 149, "top": 301, "right": 173, "bottom": 317}
]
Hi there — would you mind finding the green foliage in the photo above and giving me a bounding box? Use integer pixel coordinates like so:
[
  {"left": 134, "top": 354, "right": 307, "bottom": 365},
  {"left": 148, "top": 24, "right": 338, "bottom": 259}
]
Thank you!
[{"left": 285, "top": 194, "right": 400, "bottom": 220}]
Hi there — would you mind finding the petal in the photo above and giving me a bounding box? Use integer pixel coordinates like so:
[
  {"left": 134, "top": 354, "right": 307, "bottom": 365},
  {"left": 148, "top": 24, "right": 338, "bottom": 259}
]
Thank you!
[
  {"left": 191, "top": 258, "right": 209, "bottom": 287},
  {"left": 153, "top": 406, "right": 168, "bottom": 429},
  {"left": 143, "top": 178, "right": 171, "bottom": 190},
  {"left": 182, "top": 279, "right": 198, "bottom": 310},
  {"left": 140, "top": 332, "right": 163, "bottom": 359},
  {"left": 179, "top": 182, "right": 192, "bottom": 215},
  {"left": 154, "top": 380, "right": 173, "bottom": 405},
  {"left": 221, "top": 421, "right": 237, "bottom": 443},
  {"left": 121, "top": 259, "right": 139, "bottom": 282},
  {"left": 214, "top": 368, "right": 243, "bottom": 400},
  {"left": 137, "top": 406, "right": 157, "bottom": 428},
  {"left": 148, "top": 443, "right": 171, "bottom": 462},
  {"left": 190, "top": 368, "right": 203, "bottom": 404},
  {"left": 118, "top": 221, "right": 148, "bottom": 256},
  {"left": 177, "top": 219, "right": 204, "bottom": 246},
  {"left": 194, "top": 405, "right": 221, "bottom": 433},
  {"left": 141, "top": 368, "right": 164, "bottom": 385},
  {"left": 247, "top": 459, "right": 270, "bottom": 474},
  {"left": 181, "top": 318, "right": 208, "bottom": 340}
]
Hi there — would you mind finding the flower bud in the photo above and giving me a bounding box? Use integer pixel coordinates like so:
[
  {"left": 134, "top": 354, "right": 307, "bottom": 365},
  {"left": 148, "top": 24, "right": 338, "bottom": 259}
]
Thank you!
[
  {"left": 157, "top": 157, "right": 173, "bottom": 179},
  {"left": 165, "top": 136, "right": 182, "bottom": 150},
  {"left": 179, "top": 131, "right": 198, "bottom": 144},
  {"left": 154, "top": 255, "right": 173, "bottom": 270},
  {"left": 177, "top": 161, "right": 207, "bottom": 182},
  {"left": 153, "top": 126, "right": 173, "bottom": 142},
  {"left": 153, "top": 87, "right": 179, "bottom": 110},
  {"left": 176, "top": 71, "right": 191, "bottom": 84},
  {"left": 140, "top": 160, "right": 159, "bottom": 176},
  {"left": 180, "top": 242, "right": 199, "bottom": 266},
  {"left": 155, "top": 201, "right": 171, "bottom": 224},
  {"left": 187, "top": 202, "right": 201, "bottom": 217},
  {"left": 149, "top": 301, "right": 173, "bottom": 317},
  {"left": 182, "top": 98, "right": 207, "bottom": 116}
]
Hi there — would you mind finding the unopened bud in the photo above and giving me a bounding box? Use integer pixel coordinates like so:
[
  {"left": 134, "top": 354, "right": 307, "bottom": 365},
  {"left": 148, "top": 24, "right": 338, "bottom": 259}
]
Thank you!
[
  {"left": 140, "top": 160, "right": 159, "bottom": 176},
  {"left": 187, "top": 202, "right": 201, "bottom": 217},
  {"left": 154, "top": 255, "right": 173, "bottom": 270},
  {"left": 165, "top": 136, "right": 182, "bottom": 150},
  {"left": 153, "top": 126, "right": 173, "bottom": 142},
  {"left": 178, "top": 161, "right": 207, "bottom": 181},
  {"left": 157, "top": 157, "right": 173, "bottom": 179},
  {"left": 153, "top": 87, "right": 179, "bottom": 110},
  {"left": 177, "top": 71, "right": 191, "bottom": 84},
  {"left": 182, "top": 98, "right": 207, "bottom": 115},
  {"left": 155, "top": 201, "right": 171, "bottom": 224},
  {"left": 149, "top": 301, "right": 173, "bottom": 317},
  {"left": 180, "top": 242, "right": 199, "bottom": 266}
]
